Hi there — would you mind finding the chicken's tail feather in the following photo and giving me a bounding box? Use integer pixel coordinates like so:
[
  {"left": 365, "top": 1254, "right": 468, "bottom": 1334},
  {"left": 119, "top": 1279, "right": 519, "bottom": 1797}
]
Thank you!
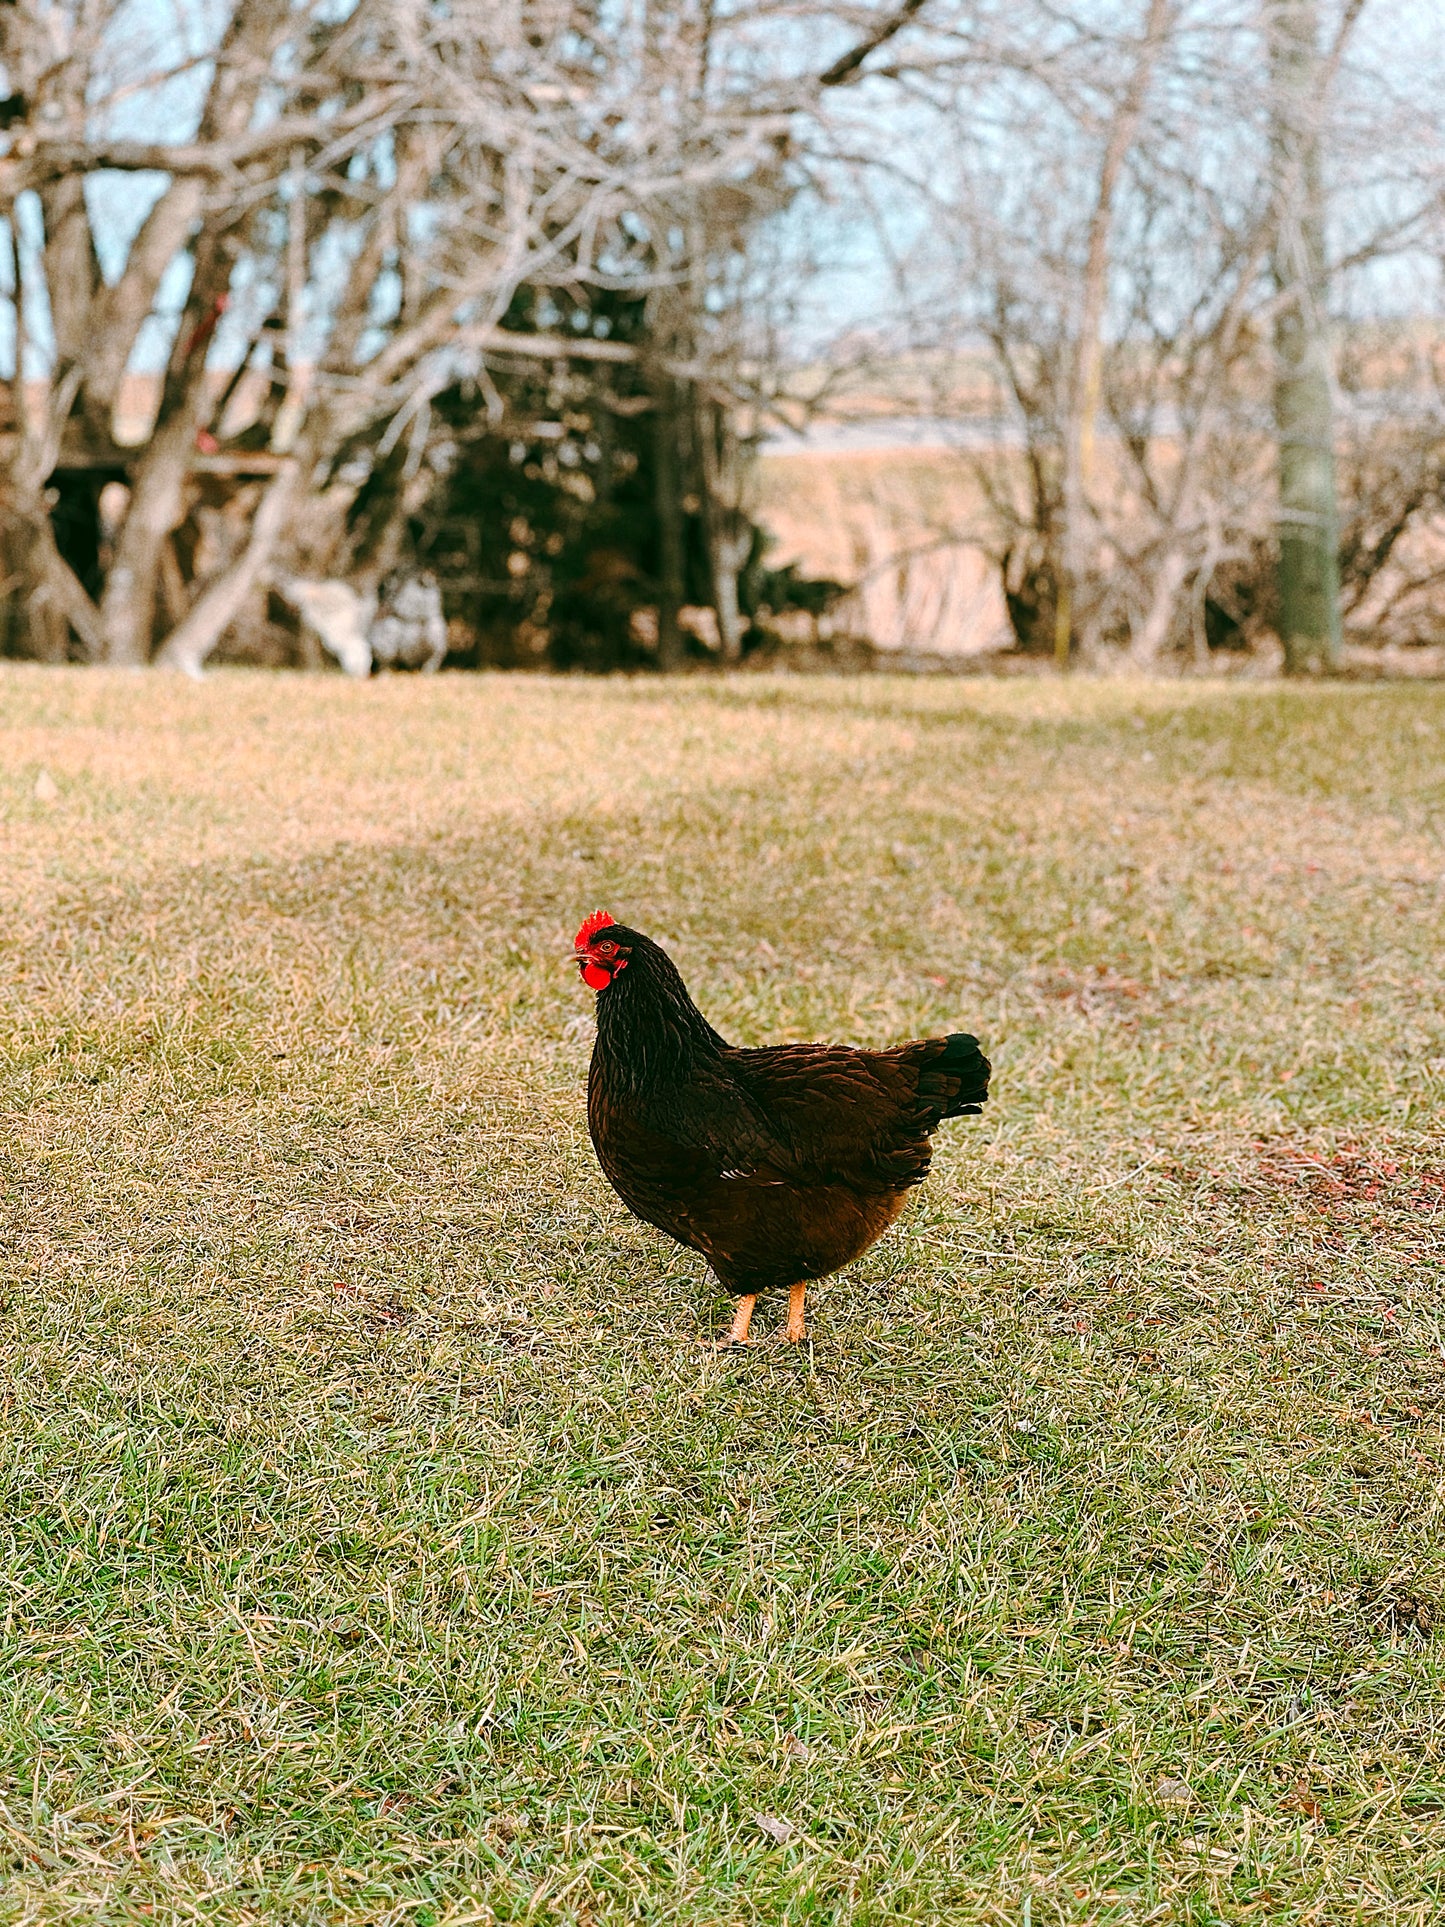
[{"left": 915, "top": 1032, "right": 991, "bottom": 1122}]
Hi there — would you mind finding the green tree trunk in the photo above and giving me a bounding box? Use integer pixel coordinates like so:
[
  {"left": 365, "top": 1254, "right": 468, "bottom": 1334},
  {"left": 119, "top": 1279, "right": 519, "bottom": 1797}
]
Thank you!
[{"left": 1270, "top": 0, "right": 1342, "bottom": 675}]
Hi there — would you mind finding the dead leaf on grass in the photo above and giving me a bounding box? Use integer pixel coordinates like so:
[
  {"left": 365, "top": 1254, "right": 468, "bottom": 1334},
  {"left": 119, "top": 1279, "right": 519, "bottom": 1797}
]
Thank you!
[
  {"left": 365, "top": 1292, "right": 414, "bottom": 1327},
  {"left": 1361, "top": 1582, "right": 1436, "bottom": 1638},
  {"left": 754, "top": 1813, "right": 795, "bottom": 1845},
  {"left": 1278, "top": 1785, "right": 1323, "bottom": 1821}
]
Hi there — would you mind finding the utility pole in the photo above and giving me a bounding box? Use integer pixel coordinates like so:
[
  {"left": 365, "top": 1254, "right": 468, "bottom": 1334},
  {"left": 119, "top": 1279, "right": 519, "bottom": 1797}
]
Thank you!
[{"left": 1269, "top": 0, "right": 1342, "bottom": 674}]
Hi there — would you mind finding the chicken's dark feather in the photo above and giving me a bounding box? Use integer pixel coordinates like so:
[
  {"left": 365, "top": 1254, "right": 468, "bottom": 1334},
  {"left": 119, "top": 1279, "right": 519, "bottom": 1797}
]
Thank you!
[{"left": 585, "top": 926, "right": 990, "bottom": 1297}]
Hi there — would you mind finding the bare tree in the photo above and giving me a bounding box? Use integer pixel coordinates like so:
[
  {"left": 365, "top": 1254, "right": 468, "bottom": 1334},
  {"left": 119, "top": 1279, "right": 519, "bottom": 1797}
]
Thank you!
[
  {"left": 10, "top": 0, "right": 1438, "bottom": 675},
  {"left": 1054, "top": 0, "right": 1172, "bottom": 666},
  {"left": 791, "top": 0, "right": 1445, "bottom": 670},
  {"left": 1270, "top": 0, "right": 1348, "bottom": 672},
  {"left": 0, "top": 0, "right": 871, "bottom": 670}
]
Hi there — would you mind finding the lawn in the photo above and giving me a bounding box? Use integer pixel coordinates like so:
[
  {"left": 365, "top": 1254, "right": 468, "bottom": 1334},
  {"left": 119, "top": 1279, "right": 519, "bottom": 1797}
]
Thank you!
[{"left": 1, "top": 665, "right": 1443, "bottom": 1926}]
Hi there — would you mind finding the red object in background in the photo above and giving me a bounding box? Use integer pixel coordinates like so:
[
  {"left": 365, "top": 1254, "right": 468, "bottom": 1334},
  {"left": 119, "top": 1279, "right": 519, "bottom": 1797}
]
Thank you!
[{"left": 184, "top": 291, "right": 230, "bottom": 360}]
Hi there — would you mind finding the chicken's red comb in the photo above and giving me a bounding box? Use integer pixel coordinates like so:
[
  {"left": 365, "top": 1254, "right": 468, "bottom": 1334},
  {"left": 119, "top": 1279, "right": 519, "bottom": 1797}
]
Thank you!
[{"left": 574, "top": 909, "right": 616, "bottom": 948}]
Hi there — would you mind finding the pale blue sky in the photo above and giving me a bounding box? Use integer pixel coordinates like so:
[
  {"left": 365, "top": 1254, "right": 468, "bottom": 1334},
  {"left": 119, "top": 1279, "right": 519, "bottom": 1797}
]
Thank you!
[{"left": 2, "top": 0, "right": 1439, "bottom": 380}]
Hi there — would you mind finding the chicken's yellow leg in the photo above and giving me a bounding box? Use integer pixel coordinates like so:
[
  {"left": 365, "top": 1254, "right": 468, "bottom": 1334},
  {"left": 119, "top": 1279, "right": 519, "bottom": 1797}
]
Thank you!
[
  {"left": 785, "top": 1283, "right": 807, "bottom": 1343},
  {"left": 718, "top": 1294, "right": 756, "bottom": 1347}
]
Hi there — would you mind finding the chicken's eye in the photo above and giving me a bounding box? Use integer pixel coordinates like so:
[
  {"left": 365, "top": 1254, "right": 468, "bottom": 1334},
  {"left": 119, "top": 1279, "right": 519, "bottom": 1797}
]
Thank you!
[{"left": 594, "top": 940, "right": 617, "bottom": 957}]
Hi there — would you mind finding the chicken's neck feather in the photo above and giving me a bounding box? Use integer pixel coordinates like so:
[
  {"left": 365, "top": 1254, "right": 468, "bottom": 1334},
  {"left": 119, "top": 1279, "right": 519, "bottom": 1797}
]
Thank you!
[{"left": 592, "top": 941, "right": 726, "bottom": 1096}]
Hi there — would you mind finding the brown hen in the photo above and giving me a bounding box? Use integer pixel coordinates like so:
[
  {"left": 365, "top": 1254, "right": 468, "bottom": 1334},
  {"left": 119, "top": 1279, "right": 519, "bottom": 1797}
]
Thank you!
[{"left": 575, "top": 912, "right": 991, "bottom": 1344}]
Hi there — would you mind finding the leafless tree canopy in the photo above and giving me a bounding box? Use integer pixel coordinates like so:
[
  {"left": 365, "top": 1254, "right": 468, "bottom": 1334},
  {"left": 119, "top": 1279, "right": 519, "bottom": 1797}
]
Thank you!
[
  {"left": 796, "top": 0, "right": 1445, "bottom": 667},
  {"left": 0, "top": 0, "right": 918, "bottom": 669},
  {"left": 0, "top": 0, "right": 1441, "bottom": 672}
]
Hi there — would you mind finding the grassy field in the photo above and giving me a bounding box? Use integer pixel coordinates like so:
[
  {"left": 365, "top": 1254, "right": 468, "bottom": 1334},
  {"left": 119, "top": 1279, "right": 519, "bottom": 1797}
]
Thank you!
[{"left": 1, "top": 667, "right": 1443, "bottom": 1926}]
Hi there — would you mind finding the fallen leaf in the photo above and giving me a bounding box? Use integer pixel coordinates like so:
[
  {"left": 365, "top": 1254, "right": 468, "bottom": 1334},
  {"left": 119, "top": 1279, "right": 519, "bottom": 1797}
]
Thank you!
[
  {"left": 1279, "top": 1786, "right": 1322, "bottom": 1821},
  {"left": 754, "top": 1813, "right": 795, "bottom": 1845}
]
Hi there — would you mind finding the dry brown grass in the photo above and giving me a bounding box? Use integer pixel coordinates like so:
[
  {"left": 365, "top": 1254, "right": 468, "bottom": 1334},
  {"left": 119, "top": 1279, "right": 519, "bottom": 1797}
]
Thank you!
[{"left": 1, "top": 665, "right": 1444, "bottom": 1924}]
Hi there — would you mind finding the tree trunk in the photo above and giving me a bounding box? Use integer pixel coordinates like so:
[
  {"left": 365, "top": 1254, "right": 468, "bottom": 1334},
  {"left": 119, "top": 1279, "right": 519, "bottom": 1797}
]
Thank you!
[
  {"left": 1056, "top": 0, "right": 1171, "bottom": 666},
  {"left": 1269, "top": 0, "right": 1342, "bottom": 675},
  {"left": 1129, "top": 543, "right": 1191, "bottom": 665},
  {"left": 30, "top": 529, "right": 106, "bottom": 660},
  {"left": 96, "top": 420, "right": 194, "bottom": 664},
  {"left": 156, "top": 463, "right": 298, "bottom": 677},
  {"left": 713, "top": 539, "right": 745, "bottom": 665},
  {"left": 37, "top": 177, "right": 102, "bottom": 383},
  {"left": 652, "top": 372, "right": 686, "bottom": 672},
  {"left": 698, "top": 398, "right": 749, "bottom": 665},
  {"left": 96, "top": 233, "right": 239, "bottom": 664}
]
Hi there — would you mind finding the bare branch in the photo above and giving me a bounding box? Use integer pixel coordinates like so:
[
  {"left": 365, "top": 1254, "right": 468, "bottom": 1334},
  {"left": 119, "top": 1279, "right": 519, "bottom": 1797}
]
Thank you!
[{"left": 820, "top": 0, "right": 930, "bottom": 87}]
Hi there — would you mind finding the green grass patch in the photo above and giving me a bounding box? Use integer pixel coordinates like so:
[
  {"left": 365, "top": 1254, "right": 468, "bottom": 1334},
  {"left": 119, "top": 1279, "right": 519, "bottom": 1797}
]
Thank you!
[{"left": 1, "top": 666, "right": 1443, "bottom": 1923}]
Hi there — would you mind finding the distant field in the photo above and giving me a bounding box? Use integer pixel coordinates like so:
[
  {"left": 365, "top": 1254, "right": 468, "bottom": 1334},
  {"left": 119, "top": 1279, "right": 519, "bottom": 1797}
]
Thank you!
[
  {"left": 754, "top": 443, "right": 1445, "bottom": 668},
  {"left": 2, "top": 667, "right": 1444, "bottom": 1924},
  {"left": 757, "top": 445, "right": 1013, "bottom": 657}
]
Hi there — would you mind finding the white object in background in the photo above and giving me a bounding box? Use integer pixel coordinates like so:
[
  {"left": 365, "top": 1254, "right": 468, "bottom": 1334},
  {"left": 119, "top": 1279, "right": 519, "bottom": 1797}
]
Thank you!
[
  {"left": 370, "top": 572, "right": 448, "bottom": 673},
  {"left": 277, "top": 578, "right": 375, "bottom": 677}
]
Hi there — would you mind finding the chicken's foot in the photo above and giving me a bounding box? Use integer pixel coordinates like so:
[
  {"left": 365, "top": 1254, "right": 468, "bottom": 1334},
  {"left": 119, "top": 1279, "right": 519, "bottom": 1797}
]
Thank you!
[
  {"left": 785, "top": 1283, "right": 807, "bottom": 1344},
  {"left": 709, "top": 1293, "right": 756, "bottom": 1348}
]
